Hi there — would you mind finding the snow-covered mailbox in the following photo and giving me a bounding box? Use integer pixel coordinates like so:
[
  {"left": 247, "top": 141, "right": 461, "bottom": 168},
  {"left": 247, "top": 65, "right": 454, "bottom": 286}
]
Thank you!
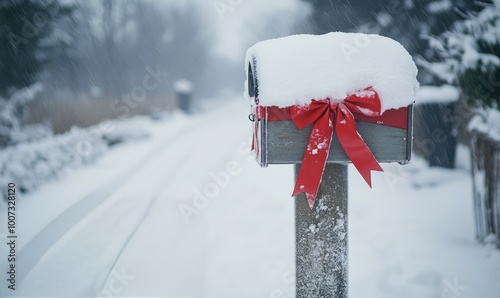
[
  {"left": 245, "top": 33, "right": 418, "bottom": 297},
  {"left": 246, "top": 33, "right": 418, "bottom": 202},
  {"left": 174, "top": 79, "right": 194, "bottom": 114}
]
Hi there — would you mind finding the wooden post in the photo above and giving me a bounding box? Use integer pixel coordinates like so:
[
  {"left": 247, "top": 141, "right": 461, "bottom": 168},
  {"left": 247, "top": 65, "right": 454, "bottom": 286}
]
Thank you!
[{"left": 295, "top": 163, "right": 348, "bottom": 298}]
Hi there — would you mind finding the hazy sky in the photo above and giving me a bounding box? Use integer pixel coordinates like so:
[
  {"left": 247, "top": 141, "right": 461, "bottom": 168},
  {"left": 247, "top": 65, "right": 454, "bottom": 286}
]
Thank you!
[
  {"left": 55, "top": 0, "right": 311, "bottom": 95},
  {"left": 77, "top": 0, "right": 310, "bottom": 63},
  {"left": 198, "top": 0, "right": 310, "bottom": 62}
]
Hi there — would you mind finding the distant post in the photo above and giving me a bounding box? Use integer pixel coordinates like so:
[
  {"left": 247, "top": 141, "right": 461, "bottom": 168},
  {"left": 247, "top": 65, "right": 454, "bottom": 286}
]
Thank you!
[{"left": 173, "top": 79, "right": 194, "bottom": 114}]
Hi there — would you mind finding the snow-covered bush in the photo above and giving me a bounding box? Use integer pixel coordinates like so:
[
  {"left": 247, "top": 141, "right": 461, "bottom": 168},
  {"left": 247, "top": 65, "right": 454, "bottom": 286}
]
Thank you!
[
  {"left": 0, "top": 125, "right": 107, "bottom": 195},
  {"left": 0, "top": 82, "right": 151, "bottom": 199},
  {"left": 0, "top": 116, "right": 149, "bottom": 199},
  {"left": 0, "top": 83, "right": 52, "bottom": 148}
]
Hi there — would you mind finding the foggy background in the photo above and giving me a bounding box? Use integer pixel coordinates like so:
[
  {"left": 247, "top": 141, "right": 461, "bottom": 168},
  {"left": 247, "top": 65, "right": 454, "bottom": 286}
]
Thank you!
[
  {"left": 0, "top": 0, "right": 487, "bottom": 137},
  {"left": 1, "top": 1, "right": 500, "bottom": 297}
]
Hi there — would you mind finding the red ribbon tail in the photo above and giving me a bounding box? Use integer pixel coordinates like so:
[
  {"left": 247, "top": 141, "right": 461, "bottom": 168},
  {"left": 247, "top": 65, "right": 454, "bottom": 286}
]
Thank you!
[
  {"left": 356, "top": 153, "right": 383, "bottom": 188},
  {"left": 292, "top": 114, "right": 333, "bottom": 208},
  {"left": 336, "top": 104, "right": 383, "bottom": 188},
  {"left": 292, "top": 185, "right": 323, "bottom": 209}
]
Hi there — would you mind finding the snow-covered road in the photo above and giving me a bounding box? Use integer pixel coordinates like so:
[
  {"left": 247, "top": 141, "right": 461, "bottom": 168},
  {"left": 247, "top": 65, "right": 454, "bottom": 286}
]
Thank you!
[{"left": 1, "top": 98, "right": 499, "bottom": 298}]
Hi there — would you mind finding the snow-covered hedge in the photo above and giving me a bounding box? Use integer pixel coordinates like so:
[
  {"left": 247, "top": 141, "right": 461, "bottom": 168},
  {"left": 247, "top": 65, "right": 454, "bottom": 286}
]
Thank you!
[
  {"left": 0, "top": 117, "right": 149, "bottom": 199},
  {"left": 0, "top": 83, "right": 52, "bottom": 148}
]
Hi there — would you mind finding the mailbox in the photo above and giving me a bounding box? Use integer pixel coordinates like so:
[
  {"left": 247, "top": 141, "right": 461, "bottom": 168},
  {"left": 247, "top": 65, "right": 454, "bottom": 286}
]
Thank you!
[
  {"left": 245, "top": 33, "right": 418, "bottom": 296},
  {"left": 247, "top": 58, "right": 413, "bottom": 168}
]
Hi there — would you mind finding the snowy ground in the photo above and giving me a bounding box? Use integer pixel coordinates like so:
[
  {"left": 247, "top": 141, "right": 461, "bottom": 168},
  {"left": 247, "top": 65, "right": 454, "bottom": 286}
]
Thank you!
[{"left": 1, "top": 98, "right": 499, "bottom": 298}]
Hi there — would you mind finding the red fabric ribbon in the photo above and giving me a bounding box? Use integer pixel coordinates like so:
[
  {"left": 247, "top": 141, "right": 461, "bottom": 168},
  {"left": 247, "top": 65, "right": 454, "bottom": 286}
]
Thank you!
[
  {"left": 290, "top": 87, "right": 384, "bottom": 207},
  {"left": 251, "top": 88, "right": 408, "bottom": 208}
]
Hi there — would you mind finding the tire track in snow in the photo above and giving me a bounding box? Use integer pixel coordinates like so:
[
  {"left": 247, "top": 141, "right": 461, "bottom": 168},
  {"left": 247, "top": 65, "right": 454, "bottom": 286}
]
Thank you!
[
  {"left": 95, "top": 103, "right": 250, "bottom": 297},
  {"left": 15, "top": 113, "right": 206, "bottom": 285},
  {"left": 17, "top": 101, "right": 249, "bottom": 297}
]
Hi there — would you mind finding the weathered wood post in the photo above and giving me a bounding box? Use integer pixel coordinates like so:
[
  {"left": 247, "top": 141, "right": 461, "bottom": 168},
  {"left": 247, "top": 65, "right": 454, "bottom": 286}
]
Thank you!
[
  {"left": 470, "top": 129, "right": 500, "bottom": 245},
  {"left": 245, "top": 33, "right": 417, "bottom": 297},
  {"left": 295, "top": 163, "right": 348, "bottom": 296}
]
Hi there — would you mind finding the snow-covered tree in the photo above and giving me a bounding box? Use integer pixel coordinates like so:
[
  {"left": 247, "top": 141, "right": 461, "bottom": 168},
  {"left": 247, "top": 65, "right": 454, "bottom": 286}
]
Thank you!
[
  {"left": 424, "top": 1, "right": 500, "bottom": 109},
  {"left": 0, "top": 0, "right": 72, "bottom": 97},
  {"left": 301, "top": 0, "right": 486, "bottom": 84}
]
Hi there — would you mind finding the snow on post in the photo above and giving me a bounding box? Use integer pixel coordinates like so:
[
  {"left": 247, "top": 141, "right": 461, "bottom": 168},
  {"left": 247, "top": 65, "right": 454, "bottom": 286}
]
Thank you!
[
  {"left": 174, "top": 79, "right": 194, "bottom": 113},
  {"left": 173, "top": 79, "right": 194, "bottom": 95},
  {"left": 245, "top": 32, "right": 418, "bottom": 297}
]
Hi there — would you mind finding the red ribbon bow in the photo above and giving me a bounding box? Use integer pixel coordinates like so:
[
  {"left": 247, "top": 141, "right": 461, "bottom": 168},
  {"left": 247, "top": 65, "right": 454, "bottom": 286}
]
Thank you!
[{"left": 290, "top": 87, "right": 384, "bottom": 207}]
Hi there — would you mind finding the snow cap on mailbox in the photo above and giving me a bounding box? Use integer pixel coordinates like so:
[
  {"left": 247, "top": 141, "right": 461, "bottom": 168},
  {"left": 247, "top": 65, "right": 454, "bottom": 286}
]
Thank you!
[
  {"left": 245, "top": 32, "right": 419, "bottom": 112},
  {"left": 245, "top": 32, "right": 419, "bottom": 206}
]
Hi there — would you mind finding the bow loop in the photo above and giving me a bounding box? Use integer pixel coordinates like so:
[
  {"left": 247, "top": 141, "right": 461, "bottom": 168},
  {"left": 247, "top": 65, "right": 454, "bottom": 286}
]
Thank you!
[
  {"left": 343, "top": 87, "right": 382, "bottom": 117},
  {"left": 290, "top": 87, "right": 384, "bottom": 208},
  {"left": 290, "top": 101, "right": 329, "bottom": 129}
]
